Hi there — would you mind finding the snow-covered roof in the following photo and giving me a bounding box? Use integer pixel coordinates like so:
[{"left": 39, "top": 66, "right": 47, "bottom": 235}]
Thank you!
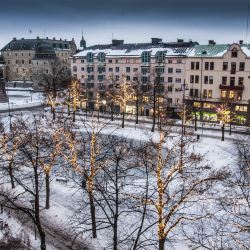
[
  {"left": 74, "top": 47, "right": 194, "bottom": 58},
  {"left": 239, "top": 45, "right": 250, "bottom": 57},
  {"left": 188, "top": 44, "right": 230, "bottom": 57}
]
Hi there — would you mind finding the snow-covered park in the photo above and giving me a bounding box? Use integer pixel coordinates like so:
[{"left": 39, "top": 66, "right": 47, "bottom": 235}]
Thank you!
[
  {"left": 0, "top": 87, "right": 44, "bottom": 111},
  {"left": 0, "top": 111, "right": 249, "bottom": 250}
]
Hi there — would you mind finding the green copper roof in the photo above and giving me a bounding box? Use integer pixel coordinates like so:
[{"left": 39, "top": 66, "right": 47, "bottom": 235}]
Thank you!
[{"left": 189, "top": 44, "right": 230, "bottom": 57}]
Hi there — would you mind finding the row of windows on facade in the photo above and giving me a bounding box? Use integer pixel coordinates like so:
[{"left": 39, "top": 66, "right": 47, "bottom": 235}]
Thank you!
[
  {"left": 15, "top": 68, "right": 49, "bottom": 74},
  {"left": 193, "top": 102, "right": 247, "bottom": 112},
  {"left": 190, "top": 61, "right": 245, "bottom": 72},
  {"left": 189, "top": 89, "right": 213, "bottom": 99},
  {"left": 72, "top": 66, "right": 182, "bottom": 74},
  {"left": 7, "top": 59, "right": 68, "bottom": 65},
  {"left": 190, "top": 75, "right": 245, "bottom": 86},
  {"left": 190, "top": 88, "right": 243, "bottom": 101},
  {"left": 75, "top": 52, "right": 183, "bottom": 64},
  {"left": 6, "top": 51, "right": 69, "bottom": 57},
  {"left": 77, "top": 74, "right": 183, "bottom": 84}
]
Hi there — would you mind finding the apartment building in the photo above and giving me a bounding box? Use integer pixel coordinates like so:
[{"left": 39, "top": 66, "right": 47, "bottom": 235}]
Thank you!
[
  {"left": 1, "top": 37, "right": 77, "bottom": 85},
  {"left": 186, "top": 41, "right": 250, "bottom": 125},
  {"left": 71, "top": 38, "right": 250, "bottom": 125},
  {"left": 71, "top": 38, "right": 197, "bottom": 115}
]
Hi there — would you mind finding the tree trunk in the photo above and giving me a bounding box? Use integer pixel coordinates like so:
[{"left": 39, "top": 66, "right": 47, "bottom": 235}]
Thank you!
[
  {"left": 88, "top": 192, "right": 97, "bottom": 238},
  {"left": 52, "top": 82, "right": 56, "bottom": 99},
  {"left": 38, "top": 227, "right": 46, "bottom": 250},
  {"left": 194, "top": 108, "right": 197, "bottom": 131},
  {"left": 111, "top": 104, "right": 114, "bottom": 121},
  {"left": 52, "top": 107, "right": 55, "bottom": 120},
  {"left": 73, "top": 110, "right": 75, "bottom": 122},
  {"left": 113, "top": 214, "right": 118, "bottom": 250},
  {"left": 159, "top": 238, "right": 165, "bottom": 250},
  {"left": 151, "top": 81, "right": 156, "bottom": 132},
  {"left": 136, "top": 90, "right": 139, "bottom": 125},
  {"left": 122, "top": 111, "right": 125, "bottom": 128},
  {"left": 221, "top": 124, "right": 225, "bottom": 141},
  {"left": 8, "top": 160, "right": 15, "bottom": 189},
  {"left": 34, "top": 146, "right": 46, "bottom": 249},
  {"left": 113, "top": 161, "right": 119, "bottom": 250},
  {"left": 45, "top": 172, "right": 50, "bottom": 209}
]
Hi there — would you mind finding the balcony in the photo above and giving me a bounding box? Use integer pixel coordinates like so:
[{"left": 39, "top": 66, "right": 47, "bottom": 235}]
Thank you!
[{"left": 219, "top": 84, "right": 244, "bottom": 91}]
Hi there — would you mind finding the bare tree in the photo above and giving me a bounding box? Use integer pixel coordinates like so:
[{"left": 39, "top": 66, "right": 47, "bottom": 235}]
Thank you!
[
  {"left": 138, "top": 127, "right": 227, "bottom": 250},
  {"left": 33, "top": 58, "right": 71, "bottom": 98},
  {"left": 63, "top": 116, "right": 115, "bottom": 239}
]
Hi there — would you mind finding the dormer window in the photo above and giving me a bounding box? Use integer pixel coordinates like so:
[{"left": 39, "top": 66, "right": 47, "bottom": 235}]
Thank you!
[
  {"left": 87, "top": 52, "right": 94, "bottom": 63},
  {"left": 141, "top": 51, "right": 151, "bottom": 63},
  {"left": 98, "top": 52, "right": 106, "bottom": 63},
  {"left": 231, "top": 48, "right": 238, "bottom": 58},
  {"left": 155, "top": 51, "right": 165, "bottom": 63}
]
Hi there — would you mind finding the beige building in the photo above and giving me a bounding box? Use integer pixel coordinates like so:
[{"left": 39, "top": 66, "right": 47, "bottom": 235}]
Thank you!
[
  {"left": 186, "top": 41, "right": 250, "bottom": 125},
  {"left": 1, "top": 37, "right": 77, "bottom": 85}
]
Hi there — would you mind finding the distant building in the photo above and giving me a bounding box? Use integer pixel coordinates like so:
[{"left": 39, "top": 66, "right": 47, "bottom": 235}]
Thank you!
[
  {"left": 1, "top": 37, "right": 77, "bottom": 84},
  {"left": 0, "top": 55, "right": 7, "bottom": 102}
]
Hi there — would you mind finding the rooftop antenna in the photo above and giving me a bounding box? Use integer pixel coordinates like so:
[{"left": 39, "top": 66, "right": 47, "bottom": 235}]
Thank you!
[
  {"left": 43, "top": 30, "right": 46, "bottom": 39},
  {"left": 112, "top": 32, "right": 114, "bottom": 40},
  {"left": 246, "top": 2, "right": 250, "bottom": 44}
]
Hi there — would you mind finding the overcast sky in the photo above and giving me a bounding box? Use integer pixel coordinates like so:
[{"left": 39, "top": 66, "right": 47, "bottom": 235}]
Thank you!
[{"left": 0, "top": 0, "right": 249, "bottom": 49}]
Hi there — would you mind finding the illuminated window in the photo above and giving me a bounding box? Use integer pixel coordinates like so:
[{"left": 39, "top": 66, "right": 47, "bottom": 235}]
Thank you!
[
  {"left": 221, "top": 91, "right": 227, "bottom": 98},
  {"left": 235, "top": 105, "right": 247, "bottom": 112},
  {"left": 229, "top": 91, "right": 235, "bottom": 99},
  {"left": 208, "top": 90, "right": 212, "bottom": 98},
  {"left": 194, "top": 102, "right": 201, "bottom": 108}
]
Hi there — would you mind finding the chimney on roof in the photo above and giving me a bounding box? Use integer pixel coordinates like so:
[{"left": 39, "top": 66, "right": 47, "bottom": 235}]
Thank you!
[
  {"left": 112, "top": 39, "right": 124, "bottom": 46},
  {"left": 151, "top": 38, "right": 162, "bottom": 45},
  {"left": 177, "top": 39, "right": 184, "bottom": 43},
  {"left": 46, "top": 37, "right": 48, "bottom": 40},
  {"left": 60, "top": 38, "right": 62, "bottom": 41},
  {"left": 239, "top": 40, "right": 244, "bottom": 45},
  {"left": 208, "top": 40, "right": 216, "bottom": 45},
  {"left": 21, "top": 38, "right": 24, "bottom": 40},
  {"left": 37, "top": 36, "right": 40, "bottom": 40},
  {"left": 53, "top": 37, "right": 56, "bottom": 40},
  {"left": 13, "top": 37, "right": 16, "bottom": 41}
]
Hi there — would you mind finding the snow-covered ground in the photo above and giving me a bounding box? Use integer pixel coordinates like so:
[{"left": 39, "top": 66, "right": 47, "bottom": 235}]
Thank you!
[
  {"left": 0, "top": 88, "right": 44, "bottom": 111},
  {"left": 0, "top": 109, "right": 248, "bottom": 250}
]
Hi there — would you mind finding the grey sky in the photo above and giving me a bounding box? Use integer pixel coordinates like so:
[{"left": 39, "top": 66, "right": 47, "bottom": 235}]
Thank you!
[{"left": 0, "top": 0, "right": 249, "bottom": 48}]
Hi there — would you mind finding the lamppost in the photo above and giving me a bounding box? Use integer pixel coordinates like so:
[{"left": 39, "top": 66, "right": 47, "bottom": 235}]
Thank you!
[
  {"left": 29, "top": 199, "right": 37, "bottom": 240},
  {"left": 96, "top": 92, "right": 100, "bottom": 122},
  {"left": 7, "top": 97, "right": 12, "bottom": 130},
  {"left": 102, "top": 99, "right": 106, "bottom": 119},
  {"left": 181, "top": 80, "right": 188, "bottom": 136},
  {"left": 216, "top": 103, "right": 232, "bottom": 141}
]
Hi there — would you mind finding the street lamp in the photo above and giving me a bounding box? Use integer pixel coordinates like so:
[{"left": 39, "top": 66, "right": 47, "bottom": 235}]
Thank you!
[
  {"left": 7, "top": 97, "right": 12, "bottom": 131},
  {"left": 216, "top": 104, "right": 232, "bottom": 141}
]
